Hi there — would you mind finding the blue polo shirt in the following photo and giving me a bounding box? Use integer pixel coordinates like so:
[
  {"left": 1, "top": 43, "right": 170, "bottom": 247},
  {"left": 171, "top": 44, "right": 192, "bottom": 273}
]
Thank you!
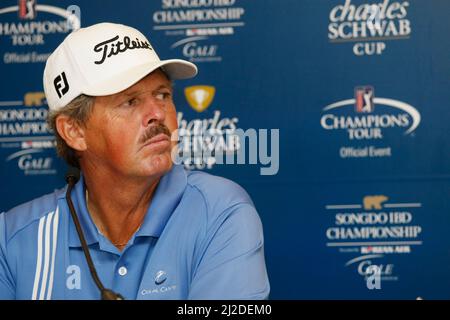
[{"left": 0, "top": 165, "right": 270, "bottom": 300}]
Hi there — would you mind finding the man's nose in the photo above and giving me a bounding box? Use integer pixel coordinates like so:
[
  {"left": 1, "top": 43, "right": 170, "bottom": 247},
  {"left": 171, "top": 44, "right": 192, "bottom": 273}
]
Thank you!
[{"left": 142, "top": 97, "right": 166, "bottom": 127}]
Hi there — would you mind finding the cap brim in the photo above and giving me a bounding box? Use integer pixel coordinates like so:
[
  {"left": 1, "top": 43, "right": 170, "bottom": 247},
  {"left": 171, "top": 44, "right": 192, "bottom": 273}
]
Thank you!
[
  {"left": 82, "top": 59, "right": 197, "bottom": 97},
  {"left": 160, "top": 59, "right": 198, "bottom": 80}
]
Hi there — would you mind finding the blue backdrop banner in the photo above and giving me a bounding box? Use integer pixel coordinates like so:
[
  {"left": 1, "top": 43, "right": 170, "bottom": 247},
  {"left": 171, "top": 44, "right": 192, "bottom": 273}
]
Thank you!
[{"left": 0, "top": 0, "right": 449, "bottom": 299}]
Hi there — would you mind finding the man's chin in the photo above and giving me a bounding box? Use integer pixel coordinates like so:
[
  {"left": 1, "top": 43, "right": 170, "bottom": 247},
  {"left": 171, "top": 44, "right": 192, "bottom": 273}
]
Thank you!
[{"left": 142, "top": 153, "right": 173, "bottom": 177}]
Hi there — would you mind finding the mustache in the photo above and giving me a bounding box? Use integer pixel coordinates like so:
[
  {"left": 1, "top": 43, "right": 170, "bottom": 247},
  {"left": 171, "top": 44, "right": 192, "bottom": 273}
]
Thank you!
[{"left": 139, "top": 123, "right": 171, "bottom": 144}]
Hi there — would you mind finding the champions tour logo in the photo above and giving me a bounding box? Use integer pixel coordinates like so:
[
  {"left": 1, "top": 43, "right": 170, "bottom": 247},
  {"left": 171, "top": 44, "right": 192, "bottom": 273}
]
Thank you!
[
  {"left": 321, "top": 86, "right": 421, "bottom": 140},
  {"left": 0, "top": 1, "right": 80, "bottom": 63},
  {"left": 328, "top": 0, "right": 412, "bottom": 56}
]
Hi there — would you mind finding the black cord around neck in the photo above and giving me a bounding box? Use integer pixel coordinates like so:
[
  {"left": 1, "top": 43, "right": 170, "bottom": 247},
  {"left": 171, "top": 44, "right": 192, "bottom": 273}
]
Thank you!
[{"left": 65, "top": 173, "right": 124, "bottom": 300}]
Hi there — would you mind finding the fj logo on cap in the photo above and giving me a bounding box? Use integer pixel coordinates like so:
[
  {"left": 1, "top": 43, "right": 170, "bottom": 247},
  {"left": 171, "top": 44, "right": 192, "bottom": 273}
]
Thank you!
[{"left": 54, "top": 72, "right": 69, "bottom": 98}]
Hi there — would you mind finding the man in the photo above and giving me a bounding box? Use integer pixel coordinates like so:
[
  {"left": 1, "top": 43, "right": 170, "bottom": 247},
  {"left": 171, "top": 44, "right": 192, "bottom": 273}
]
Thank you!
[{"left": 0, "top": 23, "right": 270, "bottom": 300}]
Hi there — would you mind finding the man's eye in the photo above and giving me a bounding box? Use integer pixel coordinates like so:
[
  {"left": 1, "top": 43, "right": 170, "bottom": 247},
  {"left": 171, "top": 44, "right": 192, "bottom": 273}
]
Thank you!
[
  {"left": 122, "top": 98, "right": 138, "bottom": 107},
  {"left": 155, "top": 92, "right": 171, "bottom": 101}
]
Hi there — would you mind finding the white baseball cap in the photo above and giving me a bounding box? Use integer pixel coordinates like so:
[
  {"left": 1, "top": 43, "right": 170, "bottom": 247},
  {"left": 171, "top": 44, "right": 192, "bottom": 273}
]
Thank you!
[{"left": 43, "top": 22, "right": 197, "bottom": 111}]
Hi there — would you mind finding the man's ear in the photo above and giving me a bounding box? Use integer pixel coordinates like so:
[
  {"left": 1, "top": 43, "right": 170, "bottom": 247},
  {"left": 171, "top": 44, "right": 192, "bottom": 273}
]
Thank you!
[{"left": 55, "top": 115, "right": 87, "bottom": 151}]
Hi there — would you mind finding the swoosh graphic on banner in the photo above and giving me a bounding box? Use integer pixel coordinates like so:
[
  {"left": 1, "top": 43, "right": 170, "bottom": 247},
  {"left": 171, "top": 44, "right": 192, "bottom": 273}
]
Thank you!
[{"left": 323, "top": 98, "right": 421, "bottom": 134}]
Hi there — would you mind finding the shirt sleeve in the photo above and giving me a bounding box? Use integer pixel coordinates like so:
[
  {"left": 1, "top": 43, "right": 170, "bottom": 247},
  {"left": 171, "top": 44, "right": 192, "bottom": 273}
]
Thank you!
[
  {"left": 188, "top": 203, "right": 270, "bottom": 300},
  {"left": 0, "top": 212, "right": 15, "bottom": 299}
]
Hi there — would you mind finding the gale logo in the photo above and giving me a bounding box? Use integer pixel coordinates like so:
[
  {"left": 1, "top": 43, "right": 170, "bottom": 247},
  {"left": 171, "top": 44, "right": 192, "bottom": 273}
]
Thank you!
[
  {"left": 184, "top": 85, "right": 216, "bottom": 113},
  {"left": 171, "top": 37, "right": 220, "bottom": 63},
  {"left": 6, "top": 148, "right": 56, "bottom": 175},
  {"left": 346, "top": 254, "right": 396, "bottom": 284}
]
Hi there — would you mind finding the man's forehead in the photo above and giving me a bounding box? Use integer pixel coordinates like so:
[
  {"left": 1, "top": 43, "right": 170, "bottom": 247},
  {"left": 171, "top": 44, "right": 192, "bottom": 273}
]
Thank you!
[
  {"left": 92, "top": 70, "right": 172, "bottom": 106},
  {"left": 114, "top": 69, "right": 172, "bottom": 97},
  {"left": 128, "top": 69, "right": 171, "bottom": 90}
]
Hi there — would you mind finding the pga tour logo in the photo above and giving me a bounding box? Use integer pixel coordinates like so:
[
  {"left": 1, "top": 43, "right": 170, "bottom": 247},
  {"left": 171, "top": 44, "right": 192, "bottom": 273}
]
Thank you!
[
  {"left": 321, "top": 86, "right": 421, "bottom": 140},
  {"left": 15, "top": 0, "right": 80, "bottom": 27},
  {"left": 355, "top": 86, "right": 374, "bottom": 113},
  {"left": 18, "top": 0, "right": 36, "bottom": 19}
]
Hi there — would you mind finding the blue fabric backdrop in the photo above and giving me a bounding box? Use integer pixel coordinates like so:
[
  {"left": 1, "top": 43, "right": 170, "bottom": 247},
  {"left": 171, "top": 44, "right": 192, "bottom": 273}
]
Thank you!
[{"left": 1, "top": 0, "right": 449, "bottom": 299}]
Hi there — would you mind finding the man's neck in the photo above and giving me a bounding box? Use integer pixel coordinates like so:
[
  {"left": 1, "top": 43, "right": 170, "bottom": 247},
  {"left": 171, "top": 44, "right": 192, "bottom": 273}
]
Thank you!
[{"left": 81, "top": 168, "right": 161, "bottom": 251}]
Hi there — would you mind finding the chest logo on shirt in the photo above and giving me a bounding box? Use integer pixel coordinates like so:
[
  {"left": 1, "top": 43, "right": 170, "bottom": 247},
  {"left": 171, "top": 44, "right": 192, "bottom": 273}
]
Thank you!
[
  {"left": 155, "top": 270, "right": 167, "bottom": 285},
  {"left": 66, "top": 265, "right": 81, "bottom": 290},
  {"left": 140, "top": 270, "right": 178, "bottom": 296}
]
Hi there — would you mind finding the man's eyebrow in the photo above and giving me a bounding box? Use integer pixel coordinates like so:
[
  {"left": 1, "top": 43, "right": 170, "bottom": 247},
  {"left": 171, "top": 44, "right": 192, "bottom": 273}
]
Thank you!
[
  {"left": 121, "top": 90, "right": 139, "bottom": 97},
  {"left": 154, "top": 84, "right": 173, "bottom": 91},
  {"left": 114, "top": 83, "right": 173, "bottom": 101}
]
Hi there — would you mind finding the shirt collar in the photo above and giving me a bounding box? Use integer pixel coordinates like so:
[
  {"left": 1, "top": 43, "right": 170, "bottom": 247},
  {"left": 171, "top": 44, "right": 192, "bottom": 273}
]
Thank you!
[
  {"left": 67, "top": 165, "right": 187, "bottom": 247},
  {"left": 136, "top": 164, "right": 187, "bottom": 238}
]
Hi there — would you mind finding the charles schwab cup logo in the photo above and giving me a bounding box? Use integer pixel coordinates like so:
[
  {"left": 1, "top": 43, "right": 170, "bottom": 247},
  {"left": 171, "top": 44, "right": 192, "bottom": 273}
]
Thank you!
[
  {"left": 176, "top": 84, "right": 279, "bottom": 175},
  {"left": 328, "top": 0, "right": 412, "bottom": 56},
  {"left": 177, "top": 84, "right": 240, "bottom": 170},
  {"left": 321, "top": 86, "right": 421, "bottom": 159}
]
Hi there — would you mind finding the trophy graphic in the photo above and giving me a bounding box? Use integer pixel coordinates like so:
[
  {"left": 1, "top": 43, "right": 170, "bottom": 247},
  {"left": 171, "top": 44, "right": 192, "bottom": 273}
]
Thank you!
[{"left": 185, "top": 86, "right": 216, "bottom": 112}]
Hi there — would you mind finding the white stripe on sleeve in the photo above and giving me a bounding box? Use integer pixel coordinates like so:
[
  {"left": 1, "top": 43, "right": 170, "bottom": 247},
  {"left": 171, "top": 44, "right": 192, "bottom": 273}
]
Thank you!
[
  {"left": 31, "top": 215, "right": 46, "bottom": 300},
  {"left": 46, "top": 207, "right": 59, "bottom": 300},
  {"left": 38, "top": 211, "right": 55, "bottom": 300}
]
